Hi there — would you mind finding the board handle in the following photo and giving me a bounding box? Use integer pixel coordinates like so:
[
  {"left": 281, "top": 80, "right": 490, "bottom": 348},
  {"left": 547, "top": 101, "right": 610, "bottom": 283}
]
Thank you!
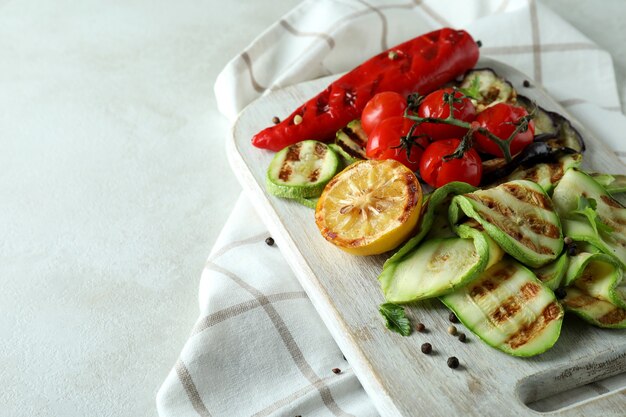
[{"left": 516, "top": 347, "right": 626, "bottom": 414}]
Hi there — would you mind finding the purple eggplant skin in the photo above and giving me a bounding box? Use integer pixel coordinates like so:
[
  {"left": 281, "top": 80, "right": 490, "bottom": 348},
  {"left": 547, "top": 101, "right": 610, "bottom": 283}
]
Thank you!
[
  {"left": 516, "top": 95, "right": 586, "bottom": 153},
  {"left": 479, "top": 142, "right": 577, "bottom": 186}
]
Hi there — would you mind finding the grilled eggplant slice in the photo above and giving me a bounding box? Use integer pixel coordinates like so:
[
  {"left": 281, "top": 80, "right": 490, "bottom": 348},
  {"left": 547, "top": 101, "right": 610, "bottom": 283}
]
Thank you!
[
  {"left": 516, "top": 95, "right": 557, "bottom": 136},
  {"left": 335, "top": 119, "right": 367, "bottom": 161},
  {"left": 459, "top": 68, "right": 517, "bottom": 111},
  {"left": 380, "top": 225, "right": 503, "bottom": 303},
  {"left": 561, "top": 251, "right": 626, "bottom": 328},
  {"left": 498, "top": 154, "right": 582, "bottom": 193},
  {"left": 552, "top": 169, "right": 626, "bottom": 268},
  {"left": 441, "top": 258, "right": 564, "bottom": 356},
  {"left": 450, "top": 180, "right": 563, "bottom": 267},
  {"left": 533, "top": 253, "right": 569, "bottom": 290}
]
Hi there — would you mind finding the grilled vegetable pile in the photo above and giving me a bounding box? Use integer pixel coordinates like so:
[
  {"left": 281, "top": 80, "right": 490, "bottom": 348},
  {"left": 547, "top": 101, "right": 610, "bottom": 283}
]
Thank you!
[
  {"left": 254, "top": 28, "right": 625, "bottom": 357},
  {"left": 379, "top": 170, "right": 626, "bottom": 356}
]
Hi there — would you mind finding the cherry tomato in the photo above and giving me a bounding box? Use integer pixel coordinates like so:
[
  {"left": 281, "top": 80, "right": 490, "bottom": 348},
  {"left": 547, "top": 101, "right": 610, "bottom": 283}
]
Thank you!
[
  {"left": 417, "top": 88, "right": 476, "bottom": 140},
  {"left": 419, "top": 139, "right": 482, "bottom": 187},
  {"left": 473, "top": 103, "right": 535, "bottom": 157},
  {"left": 361, "top": 92, "right": 408, "bottom": 136},
  {"left": 366, "top": 116, "right": 429, "bottom": 172}
]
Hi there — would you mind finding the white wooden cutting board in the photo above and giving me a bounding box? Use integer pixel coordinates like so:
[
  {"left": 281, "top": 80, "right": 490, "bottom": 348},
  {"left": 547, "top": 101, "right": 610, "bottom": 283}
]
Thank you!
[{"left": 227, "top": 58, "right": 626, "bottom": 417}]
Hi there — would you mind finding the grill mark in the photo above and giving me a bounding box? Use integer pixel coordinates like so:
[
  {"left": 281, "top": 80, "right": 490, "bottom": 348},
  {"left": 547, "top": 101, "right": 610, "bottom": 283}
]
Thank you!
[
  {"left": 492, "top": 297, "right": 521, "bottom": 323},
  {"left": 285, "top": 142, "right": 302, "bottom": 162},
  {"left": 506, "top": 302, "right": 562, "bottom": 349},
  {"left": 469, "top": 265, "right": 515, "bottom": 298},
  {"left": 520, "top": 282, "right": 540, "bottom": 299},
  {"left": 344, "top": 127, "right": 367, "bottom": 148},
  {"left": 478, "top": 210, "right": 554, "bottom": 255},
  {"left": 549, "top": 164, "right": 565, "bottom": 183},
  {"left": 309, "top": 168, "right": 320, "bottom": 183},
  {"left": 314, "top": 142, "right": 327, "bottom": 158},
  {"left": 601, "top": 195, "right": 622, "bottom": 209},
  {"left": 501, "top": 183, "right": 551, "bottom": 210},
  {"left": 491, "top": 282, "right": 540, "bottom": 324},
  {"left": 336, "top": 141, "right": 365, "bottom": 159},
  {"left": 599, "top": 307, "right": 626, "bottom": 325},
  {"left": 278, "top": 165, "right": 292, "bottom": 182},
  {"left": 524, "top": 214, "right": 560, "bottom": 238},
  {"left": 564, "top": 293, "right": 597, "bottom": 308}
]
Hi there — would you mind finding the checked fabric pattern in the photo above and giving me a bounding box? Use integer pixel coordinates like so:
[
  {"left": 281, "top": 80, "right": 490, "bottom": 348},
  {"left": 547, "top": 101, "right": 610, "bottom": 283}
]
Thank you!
[{"left": 157, "top": 1, "right": 625, "bottom": 416}]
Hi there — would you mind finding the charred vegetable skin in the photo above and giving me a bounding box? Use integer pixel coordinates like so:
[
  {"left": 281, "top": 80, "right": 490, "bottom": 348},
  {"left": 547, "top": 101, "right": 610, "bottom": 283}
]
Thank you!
[{"left": 252, "top": 28, "right": 479, "bottom": 151}]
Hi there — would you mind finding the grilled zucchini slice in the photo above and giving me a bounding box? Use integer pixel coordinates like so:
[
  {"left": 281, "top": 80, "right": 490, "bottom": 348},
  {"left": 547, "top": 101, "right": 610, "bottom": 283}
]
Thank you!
[
  {"left": 380, "top": 225, "right": 503, "bottom": 303},
  {"left": 383, "top": 182, "right": 476, "bottom": 264},
  {"left": 589, "top": 173, "right": 626, "bottom": 195},
  {"left": 441, "top": 258, "right": 563, "bottom": 356},
  {"left": 533, "top": 253, "right": 569, "bottom": 290},
  {"left": 266, "top": 140, "right": 340, "bottom": 199},
  {"left": 562, "top": 251, "right": 626, "bottom": 328},
  {"left": 335, "top": 119, "right": 367, "bottom": 161},
  {"left": 552, "top": 169, "right": 626, "bottom": 268},
  {"left": 450, "top": 180, "right": 563, "bottom": 268}
]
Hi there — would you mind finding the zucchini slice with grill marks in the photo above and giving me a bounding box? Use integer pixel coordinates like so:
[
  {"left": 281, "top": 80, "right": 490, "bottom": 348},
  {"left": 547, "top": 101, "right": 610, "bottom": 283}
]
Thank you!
[
  {"left": 380, "top": 224, "right": 503, "bottom": 303},
  {"left": 335, "top": 119, "right": 367, "bottom": 161},
  {"left": 533, "top": 253, "right": 569, "bottom": 291},
  {"left": 266, "top": 140, "right": 340, "bottom": 199},
  {"left": 562, "top": 251, "right": 626, "bottom": 328},
  {"left": 383, "top": 182, "right": 476, "bottom": 264},
  {"left": 589, "top": 173, "right": 626, "bottom": 195},
  {"left": 552, "top": 169, "right": 626, "bottom": 268},
  {"left": 441, "top": 258, "right": 564, "bottom": 357},
  {"left": 450, "top": 180, "right": 563, "bottom": 268}
]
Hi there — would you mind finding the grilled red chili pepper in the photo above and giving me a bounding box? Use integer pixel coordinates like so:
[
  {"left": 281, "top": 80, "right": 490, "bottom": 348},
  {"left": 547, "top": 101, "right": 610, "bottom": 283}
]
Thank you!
[{"left": 252, "top": 28, "right": 480, "bottom": 151}]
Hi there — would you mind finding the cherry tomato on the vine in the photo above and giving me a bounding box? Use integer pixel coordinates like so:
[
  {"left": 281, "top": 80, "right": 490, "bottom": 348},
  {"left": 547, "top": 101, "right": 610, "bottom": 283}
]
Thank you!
[
  {"left": 361, "top": 92, "right": 408, "bottom": 136},
  {"left": 473, "top": 103, "right": 535, "bottom": 158},
  {"left": 419, "top": 139, "right": 482, "bottom": 188},
  {"left": 366, "top": 116, "right": 429, "bottom": 172},
  {"left": 417, "top": 88, "right": 476, "bottom": 141}
]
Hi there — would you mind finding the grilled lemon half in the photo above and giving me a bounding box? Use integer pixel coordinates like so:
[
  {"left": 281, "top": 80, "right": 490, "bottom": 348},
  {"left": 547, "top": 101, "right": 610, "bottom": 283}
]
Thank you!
[{"left": 315, "top": 159, "right": 422, "bottom": 255}]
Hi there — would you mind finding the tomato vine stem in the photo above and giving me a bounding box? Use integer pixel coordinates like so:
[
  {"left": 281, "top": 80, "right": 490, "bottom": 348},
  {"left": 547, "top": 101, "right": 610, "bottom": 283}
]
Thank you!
[{"left": 404, "top": 90, "right": 534, "bottom": 163}]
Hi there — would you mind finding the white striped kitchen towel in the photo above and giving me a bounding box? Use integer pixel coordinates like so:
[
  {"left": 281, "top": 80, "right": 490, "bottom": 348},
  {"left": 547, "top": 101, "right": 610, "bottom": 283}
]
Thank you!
[{"left": 157, "top": 1, "right": 625, "bottom": 416}]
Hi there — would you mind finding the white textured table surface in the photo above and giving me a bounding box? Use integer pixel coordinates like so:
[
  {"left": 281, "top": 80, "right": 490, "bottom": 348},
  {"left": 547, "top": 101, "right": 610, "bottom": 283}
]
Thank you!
[{"left": 0, "top": 1, "right": 623, "bottom": 417}]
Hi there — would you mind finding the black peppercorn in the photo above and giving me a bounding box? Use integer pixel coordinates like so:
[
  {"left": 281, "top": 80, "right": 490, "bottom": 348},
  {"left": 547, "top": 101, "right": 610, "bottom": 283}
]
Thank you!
[
  {"left": 447, "top": 356, "right": 460, "bottom": 369},
  {"left": 421, "top": 343, "right": 432, "bottom": 354},
  {"left": 554, "top": 288, "right": 567, "bottom": 300},
  {"left": 458, "top": 333, "right": 467, "bottom": 343},
  {"left": 523, "top": 80, "right": 531, "bottom": 88},
  {"left": 449, "top": 312, "right": 459, "bottom": 323},
  {"left": 416, "top": 322, "right": 426, "bottom": 332},
  {"left": 332, "top": 368, "right": 341, "bottom": 374},
  {"left": 272, "top": 116, "right": 280, "bottom": 124},
  {"left": 265, "top": 237, "right": 275, "bottom": 246},
  {"left": 567, "top": 244, "right": 578, "bottom": 256},
  {"left": 476, "top": 40, "right": 482, "bottom": 47}
]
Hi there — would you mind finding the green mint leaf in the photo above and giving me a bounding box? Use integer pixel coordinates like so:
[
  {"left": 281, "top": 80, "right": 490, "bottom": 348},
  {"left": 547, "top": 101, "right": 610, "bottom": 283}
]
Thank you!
[
  {"left": 379, "top": 303, "right": 411, "bottom": 336},
  {"left": 458, "top": 76, "right": 481, "bottom": 100},
  {"left": 572, "top": 196, "right": 613, "bottom": 236}
]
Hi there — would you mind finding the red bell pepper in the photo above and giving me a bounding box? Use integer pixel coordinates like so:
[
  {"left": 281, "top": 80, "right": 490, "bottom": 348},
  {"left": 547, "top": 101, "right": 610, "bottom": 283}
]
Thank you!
[{"left": 252, "top": 28, "right": 480, "bottom": 151}]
